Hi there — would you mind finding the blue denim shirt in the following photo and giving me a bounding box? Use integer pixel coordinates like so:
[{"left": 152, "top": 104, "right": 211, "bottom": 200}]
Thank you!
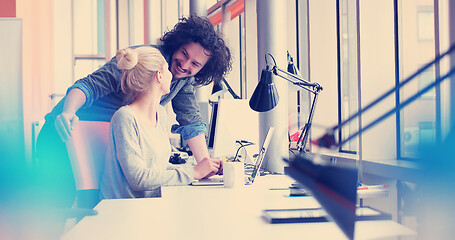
[{"left": 45, "top": 45, "right": 206, "bottom": 140}]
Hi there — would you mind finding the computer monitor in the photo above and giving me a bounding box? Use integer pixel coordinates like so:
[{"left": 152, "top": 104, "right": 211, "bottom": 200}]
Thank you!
[
  {"left": 207, "top": 102, "right": 219, "bottom": 149},
  {"left": 210, "top": 99, "right": 259, "bottom": 160}
]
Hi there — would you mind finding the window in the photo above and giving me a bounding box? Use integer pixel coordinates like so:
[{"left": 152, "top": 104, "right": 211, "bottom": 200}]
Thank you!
[
  {"left": 73, "top": 0, "right": 112, "bottom": 82},
  {"left": 207, "top": 0, "right": 246, "bottom": 100},
  {"left": 358, "top": 0, "right": 396, "bottom": 160},
  {"left": 223, "top": 12, "right": 245, "bottom": 99},
  {"left": 399, "top": 1, "right": 437, "bottom": 159},
  {"left": 417, "top": 7, "right": 435, "bottom": 41},
  {"left": 294, "top": 0, "right": 453, "bottom": 163},
  {"left": 418, "top": 67, "right": 436, "bottom": 99},
  {"left": 339, "top": 0, "right": 359, "bottom": 153},
  {"left": 307, "top": 0, "right": 339, "bottom": 148}
]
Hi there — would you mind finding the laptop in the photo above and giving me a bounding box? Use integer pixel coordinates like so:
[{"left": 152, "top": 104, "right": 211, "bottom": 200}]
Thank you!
[{"left": 191, "top": 127, "right": 274, "bottom": 186}]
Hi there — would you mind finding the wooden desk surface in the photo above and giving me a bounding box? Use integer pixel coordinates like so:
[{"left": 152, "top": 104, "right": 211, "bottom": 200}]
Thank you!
[{"left": 62, "top": 175, "right": 416, "bottom": 240}]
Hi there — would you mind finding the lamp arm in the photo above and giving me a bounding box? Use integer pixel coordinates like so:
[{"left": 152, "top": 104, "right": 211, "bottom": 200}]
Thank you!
[
  {"left": 293, "top": 82, "right": 320, "bottom": 94},
  {"left": 273, "top": 71, "right": 318, "bottom": 94},
  {"left": 273, "top": 66, "right": 323, "bottom": 93},
  {"left": 222, "top": 78, "right": 241, "bottom": 99},
  {"left": 264, "top": 58, "right": 324, "bottom": 153},
  {"left": 297, "top": 92, "right": 320, "bottom": 153}
]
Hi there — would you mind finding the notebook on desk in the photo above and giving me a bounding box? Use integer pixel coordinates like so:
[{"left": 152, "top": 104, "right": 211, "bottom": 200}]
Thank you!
[{"left": 191, "top": 127, "right": 274, "bottom": 186}]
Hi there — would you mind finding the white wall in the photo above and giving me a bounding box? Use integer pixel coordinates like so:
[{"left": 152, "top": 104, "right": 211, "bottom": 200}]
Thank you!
[
  {"left": 0, "top": 18, "right": 25, "bottom": 164},
  {"left": 117, "top": 0, "right": 129, "bottom": 49},
  {"left": 53, "top": 0, "right": 73, "bottom": 96},
  {"left": 148, "top": 0, "right": 163, "bottom": 44},
  {"left": 130, "top": 0, "right": 145, "bottom": 46},
  {"left": 162, "top": 0, "right": 181, "bottom": 33}
]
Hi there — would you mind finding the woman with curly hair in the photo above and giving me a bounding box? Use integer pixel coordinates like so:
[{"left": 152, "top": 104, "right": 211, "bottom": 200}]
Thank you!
[{"left": 36, "top": 14, "right": 232, "bottom": 208}]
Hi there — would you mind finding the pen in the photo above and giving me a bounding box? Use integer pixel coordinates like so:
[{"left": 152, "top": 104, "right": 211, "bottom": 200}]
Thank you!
[
  {"left": 357, "top": 184, "right": 388, "bottom": 190},
  {"left": 269, "top": 188, "right": 290, "bottom": 191}
]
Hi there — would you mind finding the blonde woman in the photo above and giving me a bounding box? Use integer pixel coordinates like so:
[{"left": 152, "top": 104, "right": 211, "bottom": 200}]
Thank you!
[{"left": 100, "top": 47, "right": 220, "bottom": 199}]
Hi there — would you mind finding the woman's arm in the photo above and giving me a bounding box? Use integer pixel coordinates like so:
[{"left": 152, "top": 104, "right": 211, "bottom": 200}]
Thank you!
[
  {"left": 186, "top": 134, "right": 223, "bottom": 177},
  {"left": 112, "top": 109, "right": 195, "bottom": 190}
]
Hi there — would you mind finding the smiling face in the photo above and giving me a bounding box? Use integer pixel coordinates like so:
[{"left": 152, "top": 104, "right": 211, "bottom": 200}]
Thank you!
[{"left": 170, "top": 42, "right": 211, "bottom": 79}]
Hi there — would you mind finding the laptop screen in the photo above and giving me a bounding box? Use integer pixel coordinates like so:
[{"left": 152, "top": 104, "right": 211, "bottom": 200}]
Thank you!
[
  {"left": 249, "top": 127, "right": 274, "bottom": 181},
  {"left": 191, "top": 127, "right": 275, "bottom": 186}
]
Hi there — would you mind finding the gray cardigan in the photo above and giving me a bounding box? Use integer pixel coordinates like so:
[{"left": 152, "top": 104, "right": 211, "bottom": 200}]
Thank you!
[{"left": 100, "top": 105, "right": 195, "bottom": 199}]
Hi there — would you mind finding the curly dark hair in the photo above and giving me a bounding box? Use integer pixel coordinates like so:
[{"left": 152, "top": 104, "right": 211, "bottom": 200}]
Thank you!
[{"left": 161, "top": 14, "right": 232, "bottom": 86}]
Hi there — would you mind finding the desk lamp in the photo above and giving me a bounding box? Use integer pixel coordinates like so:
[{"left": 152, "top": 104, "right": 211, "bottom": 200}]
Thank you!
[
  {"left": 210, "top": 77, "right": 241, "bottom": 102},
  {"left": 249, "top": 53, "right": 323, "bottom": 154},
  {"left": 253, "top": 44, "right": 455, "bottom": 240},
  {"left": 293, "top": 44, "right": 455, "bottom": 240},
  {"left": 249, "top": 53, "right": 357, "bottom": 239}
]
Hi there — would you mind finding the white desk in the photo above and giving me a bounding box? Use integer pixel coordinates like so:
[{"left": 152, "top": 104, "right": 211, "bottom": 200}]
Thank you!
[{"left": 62, "top": 175, "right": 416, "bottom": 240}]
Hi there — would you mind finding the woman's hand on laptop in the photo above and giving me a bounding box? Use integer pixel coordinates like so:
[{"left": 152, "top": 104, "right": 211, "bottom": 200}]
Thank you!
[{"left": 193, "top": 157, "right": 221, "bottom": 180}]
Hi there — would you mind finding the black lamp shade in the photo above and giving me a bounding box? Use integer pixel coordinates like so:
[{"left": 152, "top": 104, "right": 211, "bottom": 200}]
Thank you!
[
  {"left": 211, "top": 80, "right": 227, "bottom": 95},
  {"left": 287, "top": 61, "right": 300, "bottom": 75},
  {"left": 210, "top": 80, "right": 228, "bottom": 101},
  {"left": 249, "top": 68, "right": 279, "bottom": 112}
]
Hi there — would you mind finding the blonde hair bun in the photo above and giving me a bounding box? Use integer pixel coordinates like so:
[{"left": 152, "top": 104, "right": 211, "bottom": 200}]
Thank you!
[
  {"left": 116, "top": 48, "right": 139, "bottom": 70},
  {"left": 118, "top": 46, "right": 167, "bottom": 99}
]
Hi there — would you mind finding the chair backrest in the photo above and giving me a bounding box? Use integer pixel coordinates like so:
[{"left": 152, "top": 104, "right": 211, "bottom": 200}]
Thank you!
[{"left": 66, "top": 121, "right": 110, "bottom": 191}]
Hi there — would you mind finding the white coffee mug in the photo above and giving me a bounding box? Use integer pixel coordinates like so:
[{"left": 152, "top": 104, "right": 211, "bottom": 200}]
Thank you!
[{"left": 224, "top": 161, "right": 245, "bottom": 188}]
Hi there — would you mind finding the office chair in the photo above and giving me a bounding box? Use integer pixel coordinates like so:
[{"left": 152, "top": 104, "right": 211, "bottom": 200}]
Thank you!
[{"left": 66, "top": 121, "right": 110, "bottom": 210}]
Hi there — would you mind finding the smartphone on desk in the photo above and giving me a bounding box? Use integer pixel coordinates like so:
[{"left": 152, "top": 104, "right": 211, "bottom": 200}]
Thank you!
[
  {"left": 262, "top": 206, "right": 391, "bottom": 224},
  {"left": 289, "top": 182, "right": 311, "bottom": 196}
]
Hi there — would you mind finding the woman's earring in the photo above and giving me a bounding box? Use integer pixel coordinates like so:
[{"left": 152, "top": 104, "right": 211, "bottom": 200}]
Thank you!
[{"left": 156, "top": 71, "right": 162, "bottom": 82}]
